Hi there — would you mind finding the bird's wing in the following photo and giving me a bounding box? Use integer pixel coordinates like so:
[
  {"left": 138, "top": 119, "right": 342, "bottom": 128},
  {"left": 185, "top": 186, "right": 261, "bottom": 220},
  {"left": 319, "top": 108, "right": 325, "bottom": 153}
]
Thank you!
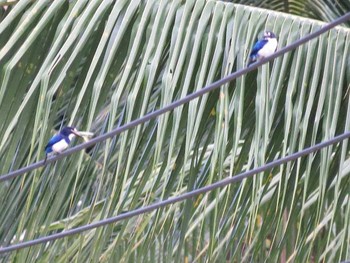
[
  {"left": 45, "top": 135, "right": 63, "bottom": 150},
  {"left": 250, "top": 39, "right": 268, "bottom": 56}
]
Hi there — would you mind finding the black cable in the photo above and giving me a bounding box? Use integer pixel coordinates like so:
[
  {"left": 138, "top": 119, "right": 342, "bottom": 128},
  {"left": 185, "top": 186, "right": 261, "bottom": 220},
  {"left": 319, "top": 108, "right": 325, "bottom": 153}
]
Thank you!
[
  {"left": 0, "top": 12, "right": 349, "bottom": 182},
  {"left": 1, "top": 131, "right": 349, "bottom": 253}
]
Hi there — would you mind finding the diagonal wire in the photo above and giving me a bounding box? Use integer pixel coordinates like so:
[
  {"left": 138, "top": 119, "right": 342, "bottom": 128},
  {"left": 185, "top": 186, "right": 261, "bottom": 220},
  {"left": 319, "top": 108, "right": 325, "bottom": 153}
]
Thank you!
[
  {"left": 0, "top": 131, "right": 349, "bottom": 253},
  {"left": 0, "top": 12, "right": 349, "bottom": 182}
]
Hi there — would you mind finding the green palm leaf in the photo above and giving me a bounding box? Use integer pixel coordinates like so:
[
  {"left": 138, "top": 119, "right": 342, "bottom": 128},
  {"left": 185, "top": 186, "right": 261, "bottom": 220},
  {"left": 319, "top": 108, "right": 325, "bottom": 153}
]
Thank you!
[
  {"left": 0, "top": 1, "right": 349, "bottom": 262},
  {"left": 226, "top": 0, "right": 350, "bottom": 24}
]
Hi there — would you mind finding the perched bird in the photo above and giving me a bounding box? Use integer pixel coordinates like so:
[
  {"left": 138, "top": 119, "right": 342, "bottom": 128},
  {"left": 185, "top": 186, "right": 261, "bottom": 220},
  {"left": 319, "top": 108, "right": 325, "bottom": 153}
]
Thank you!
[
  {"left": 248, "top": 31, "right": 277, "bottom": 66},
  {"left": 44, "top": 126, "right": 81, "bottom": 163}
]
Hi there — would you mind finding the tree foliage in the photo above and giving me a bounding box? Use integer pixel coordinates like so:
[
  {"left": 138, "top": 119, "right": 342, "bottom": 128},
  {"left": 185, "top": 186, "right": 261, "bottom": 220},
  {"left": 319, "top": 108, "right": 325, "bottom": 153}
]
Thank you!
[
  {"left": 0, "top": 0, "right": 349, "bottom": 262},
  {"left": 226, "top": 0, "right": 350, "bottom": 25}
]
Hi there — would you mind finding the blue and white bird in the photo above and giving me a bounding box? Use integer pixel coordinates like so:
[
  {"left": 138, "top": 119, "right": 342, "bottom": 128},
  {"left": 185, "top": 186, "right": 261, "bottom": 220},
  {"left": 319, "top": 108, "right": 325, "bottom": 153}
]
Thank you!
[
  {"left": 44, "top": 126, "right": 81, "bottom": 163},
  {"left": 248, "top": 31, "right": 277, "bottom": 66}
]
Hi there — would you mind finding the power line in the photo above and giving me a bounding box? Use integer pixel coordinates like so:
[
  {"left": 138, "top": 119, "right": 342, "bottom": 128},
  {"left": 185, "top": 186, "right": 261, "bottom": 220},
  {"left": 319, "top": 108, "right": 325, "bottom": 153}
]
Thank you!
[
  {"left": 1, "top": 130, "right": 350, "bottom": 253},
  {"left": 0, "top": 12, "right": 349, "bottom": 182}
]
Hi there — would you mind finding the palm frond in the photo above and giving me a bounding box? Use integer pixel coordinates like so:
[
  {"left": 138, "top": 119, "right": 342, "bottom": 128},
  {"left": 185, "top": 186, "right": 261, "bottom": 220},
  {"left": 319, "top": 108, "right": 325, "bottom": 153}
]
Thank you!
[{"left": 0, "top": 1, "right": 349, "bottom": 262}]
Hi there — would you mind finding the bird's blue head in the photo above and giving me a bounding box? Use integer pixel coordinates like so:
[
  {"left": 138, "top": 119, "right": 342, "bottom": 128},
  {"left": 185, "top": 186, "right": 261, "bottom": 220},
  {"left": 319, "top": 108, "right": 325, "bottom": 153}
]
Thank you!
[
  {"left": 60, "top": 126, "right": 80, "bottom": 137},
  {"left": 263, "top": 31, "right": 276, "bottom": 40}
]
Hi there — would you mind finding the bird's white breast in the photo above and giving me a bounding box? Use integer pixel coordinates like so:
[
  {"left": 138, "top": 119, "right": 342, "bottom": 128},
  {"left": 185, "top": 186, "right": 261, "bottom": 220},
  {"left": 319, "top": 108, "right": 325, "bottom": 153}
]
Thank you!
[
  {"left": 258, "top": 38, "right": 277, "bottom": 58},
  {"left": 52, "top": 139, "right": 69, "bottom": 153}
]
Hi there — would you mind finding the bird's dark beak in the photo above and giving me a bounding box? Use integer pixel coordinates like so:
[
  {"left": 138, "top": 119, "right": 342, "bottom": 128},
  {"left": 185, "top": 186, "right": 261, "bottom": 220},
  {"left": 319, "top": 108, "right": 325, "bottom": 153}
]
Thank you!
[{"left": 72, "top": 129, "right": 82, "bottom": 137}]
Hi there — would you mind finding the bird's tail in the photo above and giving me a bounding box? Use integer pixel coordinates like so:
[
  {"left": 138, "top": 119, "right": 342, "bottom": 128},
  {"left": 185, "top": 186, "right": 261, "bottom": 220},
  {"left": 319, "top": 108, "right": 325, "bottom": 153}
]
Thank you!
[
  {"left": 44, "top": 154, "right": 48, "bottom": 165},
  {"left": 247, "top": 57, "right": 256, "bottom": 67},
  {"left": 248, "top": 54, "right": 259, "bottom": 67}
]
